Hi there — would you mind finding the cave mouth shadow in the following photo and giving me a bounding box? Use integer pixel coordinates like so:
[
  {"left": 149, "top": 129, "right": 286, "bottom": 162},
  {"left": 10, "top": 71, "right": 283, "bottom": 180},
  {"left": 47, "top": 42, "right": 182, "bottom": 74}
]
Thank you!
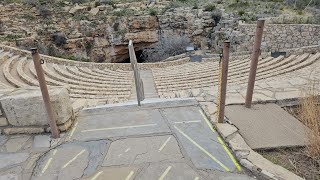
[{"left": 122, "top": 50, "right": 145, "bottom": 63}]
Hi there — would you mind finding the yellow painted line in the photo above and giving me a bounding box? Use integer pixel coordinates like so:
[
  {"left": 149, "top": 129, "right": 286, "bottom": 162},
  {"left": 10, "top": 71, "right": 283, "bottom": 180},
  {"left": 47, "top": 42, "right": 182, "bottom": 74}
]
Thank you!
[
  {"left": 91, "top": 171, "right": 103, "bottom": 180},
  {"left": 159, "top": 166, "right": 172, "bottom": 180},
  {"left": 41, "top": 149, "right": 58, "bottom": 174},
  {"left": 41, "top": 158, "right": 52, "bottom": 174},
  {"left": 217, "top": 137, "right": 241, "bottom": 171},
  {"left": 69, "top": 122, "right": 78, "bottom": 137},
  {"left": 158, "top": 137, "right": 171, "bottom": 152},
  {"left": 194, "top": 177, "right": 199, "bottom": 180},
  {"left": 174, "top": 125, "right": 230, "bottom": 172},
  {"left": 125, "top": 171, "right": 135, "bottom": 180},
  {"left": 81, "top": 124, "right": 157, "bottom": 132},
  {"left": 199, "top": 110, "right": 215, "bottom": 132},
  {"left": 62, "top": 149, "right": 86, "bottom": 169},
  {"left": 125, "top": 148, "right": 131, "bottom": 152},
  {"left": 174, "top": 120, "right": 201, "bottom": 124}
]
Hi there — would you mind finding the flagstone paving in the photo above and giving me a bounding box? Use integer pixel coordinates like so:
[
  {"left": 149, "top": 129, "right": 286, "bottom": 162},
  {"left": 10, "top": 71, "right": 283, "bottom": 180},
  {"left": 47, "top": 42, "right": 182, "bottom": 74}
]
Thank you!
[{"left": 0, "top": 99, "right": 256, "bottom": 180}]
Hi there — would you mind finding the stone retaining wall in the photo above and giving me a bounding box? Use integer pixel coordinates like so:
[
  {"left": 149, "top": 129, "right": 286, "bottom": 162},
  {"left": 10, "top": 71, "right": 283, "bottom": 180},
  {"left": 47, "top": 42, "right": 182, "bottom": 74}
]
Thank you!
[{"left": 237, "top": 23, "right": 320, "bottom": 52}]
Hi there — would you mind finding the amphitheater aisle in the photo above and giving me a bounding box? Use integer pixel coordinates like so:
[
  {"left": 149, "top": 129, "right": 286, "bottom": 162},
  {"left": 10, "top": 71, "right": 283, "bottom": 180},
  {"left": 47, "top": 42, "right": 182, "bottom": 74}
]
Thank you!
[{"left": 130, "top": 70, "right": 159, "bottom": 100}]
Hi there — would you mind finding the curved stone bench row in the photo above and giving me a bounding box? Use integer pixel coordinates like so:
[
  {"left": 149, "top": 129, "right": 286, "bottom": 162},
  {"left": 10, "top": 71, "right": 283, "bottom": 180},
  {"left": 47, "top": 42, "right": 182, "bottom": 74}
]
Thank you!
[
  {"left": 153, "top": 57, "right": 272, "bottom": 80},
  {"left": 153, "top": 56, "right": 286, "bottom": 87},
  {"left": 154, "top": 53, "right": 320, "bottom": 93},
  {"left": 52, "top": 64, "right": 131, "bottom": 85}
]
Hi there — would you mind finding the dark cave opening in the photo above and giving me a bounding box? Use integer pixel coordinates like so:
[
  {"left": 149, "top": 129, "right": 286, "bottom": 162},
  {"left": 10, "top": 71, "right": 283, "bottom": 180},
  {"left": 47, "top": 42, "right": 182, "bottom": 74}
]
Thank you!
[{"left": 122, "top": 50, "right": 145, "bottom": 63}]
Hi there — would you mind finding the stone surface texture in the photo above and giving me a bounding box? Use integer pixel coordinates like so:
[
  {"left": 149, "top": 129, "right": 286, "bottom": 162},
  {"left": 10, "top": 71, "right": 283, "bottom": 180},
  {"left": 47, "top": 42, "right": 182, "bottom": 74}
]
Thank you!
[{"left": 0, "top": 87, "right": 73, "bottom": 126}]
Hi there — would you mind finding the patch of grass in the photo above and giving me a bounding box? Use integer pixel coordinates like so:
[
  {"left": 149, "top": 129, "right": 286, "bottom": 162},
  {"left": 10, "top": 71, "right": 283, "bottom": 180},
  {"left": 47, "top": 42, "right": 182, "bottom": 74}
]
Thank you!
[
  {"left": 149, "top": 8, "right": 158, "bottom": 16},
  {"left": 204, "top": 4, "right": 216, "bottom": 11},
  {"left": 0, "top": 34, "right": 23, "bottom": 41},
  {"left": 113, "top": 9, "right": 136, "bottom": 16}
]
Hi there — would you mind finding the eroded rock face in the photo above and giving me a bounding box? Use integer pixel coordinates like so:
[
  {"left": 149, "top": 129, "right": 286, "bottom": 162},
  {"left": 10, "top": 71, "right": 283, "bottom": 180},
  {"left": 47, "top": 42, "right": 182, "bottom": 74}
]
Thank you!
[{"left": 0, "top": 3, "right": 217, "bottom": 62}]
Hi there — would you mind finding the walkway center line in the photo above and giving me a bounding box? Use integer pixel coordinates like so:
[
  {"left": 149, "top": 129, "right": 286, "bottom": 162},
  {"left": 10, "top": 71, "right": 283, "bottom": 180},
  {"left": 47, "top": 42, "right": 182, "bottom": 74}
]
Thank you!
[
  {"left": 62, "top": 149, "right": 86, "bottom": 169},
  {"left": 81, "top": 124, "right": 157, "bottom": 132},
  {"left": 199, "top": 110, "right": 215, "bottom": 132},
  {"left": 69, "top": 122, "right": 78, "bottom": 137},
  {"left": 125, "top": 171, "right": 135, "bottom": 180},
  {"left": 41, "top": 149, "right": 58, "bottom": 174},
  {"left": 159, "top": 166, "right": 172, "bottom": 180},
  {"left": 91, "top": 171, "right": 103, "bottom": 180},
  {"left": 174, "top": 120, "right": 201, "bottom": 124},
  {"left": 217, "top": 137, "right": 241, "bottom": 171},
  {"left": 174, "top": 125, "right": 230, "bottom": 172},
  {"left": 159, "top": 137, "right": 172, "bottom": 152}
]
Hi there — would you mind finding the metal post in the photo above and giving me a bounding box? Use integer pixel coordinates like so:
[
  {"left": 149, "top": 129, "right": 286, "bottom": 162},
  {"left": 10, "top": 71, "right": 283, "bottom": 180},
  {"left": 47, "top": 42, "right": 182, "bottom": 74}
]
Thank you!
[
  {"left": 31, "top": 48, "right": 60, "bottom": 138},
  {"left": 128, "top": 40, "right": 145, "bottom": 106},
  {"left": 217, "top": 41, "right": 230, "bottom": 123},
  {"left": 245, "top": 19, "right": 265, "bottom": 108}
]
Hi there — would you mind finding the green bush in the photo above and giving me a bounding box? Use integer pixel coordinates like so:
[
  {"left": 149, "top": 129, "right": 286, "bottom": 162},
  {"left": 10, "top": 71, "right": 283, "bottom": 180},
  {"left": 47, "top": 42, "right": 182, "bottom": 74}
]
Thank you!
[
  {"left": 149, "top": 8, "right": 158, "bottom": 16},
  {"left": 204, "top": 4, "right": 216, "bottom": 11}
]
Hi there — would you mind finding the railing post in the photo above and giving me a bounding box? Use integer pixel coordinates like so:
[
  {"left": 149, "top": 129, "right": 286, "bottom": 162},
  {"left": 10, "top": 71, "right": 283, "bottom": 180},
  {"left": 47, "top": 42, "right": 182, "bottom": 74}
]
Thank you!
[
  {"left": 217, "top": 41, "right": 230, "bottom": 123},
  {"left": 128, "top": 40, "right": 144, "bottom": 106},
  {"left": 245, "top": 19, "right": 265, "bottom": 108},
  {"left": 31, "top": 48, "right": 60, "bottom": 138}
]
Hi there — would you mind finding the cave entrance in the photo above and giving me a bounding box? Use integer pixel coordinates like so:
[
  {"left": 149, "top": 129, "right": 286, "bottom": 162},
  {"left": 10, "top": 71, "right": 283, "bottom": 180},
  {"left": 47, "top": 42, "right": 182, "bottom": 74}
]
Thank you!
[{"left": 122, "top": 50, "right": 145, "bottom": 63}]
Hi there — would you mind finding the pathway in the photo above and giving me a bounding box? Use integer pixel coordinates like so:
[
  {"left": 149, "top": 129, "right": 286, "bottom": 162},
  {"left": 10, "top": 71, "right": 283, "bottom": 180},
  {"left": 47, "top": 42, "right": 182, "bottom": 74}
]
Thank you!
[
  {"left": 130, "top": 70, "right": 159, "bottom": 100},
  {"left": 0, "top": 99, "right": 255, "bottom": 180}
]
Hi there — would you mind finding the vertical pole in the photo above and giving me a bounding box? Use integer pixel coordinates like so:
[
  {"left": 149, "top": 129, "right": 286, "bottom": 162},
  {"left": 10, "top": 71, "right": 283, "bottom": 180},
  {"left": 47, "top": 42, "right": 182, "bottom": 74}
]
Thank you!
[
  {"left": 245, "top": 19, "right": 265, "bottom": 108},
  {"left": 217, "top": 41, "right": 230, "bottom": 123},
  {"left": 128, "top": 40, "right": 142, "bottom": 106},
  {"left": 31, "top": 48, "right": 60, "bottom": 138}
]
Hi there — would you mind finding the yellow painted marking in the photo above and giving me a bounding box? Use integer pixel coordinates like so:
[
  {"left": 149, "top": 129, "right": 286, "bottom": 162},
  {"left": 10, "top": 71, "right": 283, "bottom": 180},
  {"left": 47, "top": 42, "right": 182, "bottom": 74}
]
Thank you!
[
  {"left": 69, "top": 122, "right": 78, "bottom": 137},
  {"left": 174, "top": 120, "right": 201, "bottom": 124},
  {"left": 125, "top": 148, "right": 131, "bottom": 153},
  {"left": 199, "top": 110, "right": 215, "bottom": 132},
  {"left": 41, "top": 149, "right": 58, "bottom": 174},
  {"left": 159, "top": 166, "right": 172, "bottom": 180},
  {"left": 217, "top": 137, "right": 241, "bottom": 171},
  {"left": 41, "top": 158, "right": 52, "bottom": 174},
  {"left": 91, "top": 171, "right": 103, "bottom": 180},
  {"left": 81, "top": 124, "right": 157, "bottom": 132},
  {"left": 174, "top": 125, "right": 230, "bottom": 172},
  {"left": 158, "top": 137, "right": 172, "bottom": 152},
  {"left": 125, "top": 171, "right": 135, "bottom": 180},
  {"left": 194, "top": 177, "right": 199, "bottom": 180},
  {"left": 62, "top": 149, "right": 86, "bottom": 169}
]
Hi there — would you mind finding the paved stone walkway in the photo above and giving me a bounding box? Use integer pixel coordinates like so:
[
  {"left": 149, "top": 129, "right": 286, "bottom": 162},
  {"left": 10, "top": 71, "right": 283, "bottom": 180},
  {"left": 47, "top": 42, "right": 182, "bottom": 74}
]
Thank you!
[
  {"left": 130, "top": 70, "right": 159, "bottom": 100},
  {"left": 0, "top": 99, "right": 255, "bottom": 180}
]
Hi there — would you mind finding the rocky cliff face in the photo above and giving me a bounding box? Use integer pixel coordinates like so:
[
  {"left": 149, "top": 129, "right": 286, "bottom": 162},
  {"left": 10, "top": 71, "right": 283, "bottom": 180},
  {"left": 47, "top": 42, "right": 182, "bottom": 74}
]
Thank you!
[{"left": 0, "top": 2, "right": 219, "bottom": 63}]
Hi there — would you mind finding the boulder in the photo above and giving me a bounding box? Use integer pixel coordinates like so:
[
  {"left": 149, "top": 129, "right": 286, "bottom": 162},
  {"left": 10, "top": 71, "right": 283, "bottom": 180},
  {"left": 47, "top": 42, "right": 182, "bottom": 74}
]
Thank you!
[{"left": 0, "top": 87, "right": 73, "bottom": 127}]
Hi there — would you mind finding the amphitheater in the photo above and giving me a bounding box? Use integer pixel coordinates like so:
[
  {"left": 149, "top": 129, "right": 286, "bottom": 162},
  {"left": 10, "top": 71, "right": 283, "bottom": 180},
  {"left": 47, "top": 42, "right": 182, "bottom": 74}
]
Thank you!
[
  {"left": 0, "top": 41, "right": 320, "bottom": 180},
  {"left": 0, "top": 44, "right": 319, "bottom": 105}
]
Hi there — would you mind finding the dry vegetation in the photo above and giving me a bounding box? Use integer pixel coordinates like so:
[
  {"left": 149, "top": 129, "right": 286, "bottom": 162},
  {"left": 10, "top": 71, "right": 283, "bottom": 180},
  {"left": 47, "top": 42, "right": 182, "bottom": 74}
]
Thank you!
[{"left": 261, "top": 80, "right": 320, "bottom": 179}]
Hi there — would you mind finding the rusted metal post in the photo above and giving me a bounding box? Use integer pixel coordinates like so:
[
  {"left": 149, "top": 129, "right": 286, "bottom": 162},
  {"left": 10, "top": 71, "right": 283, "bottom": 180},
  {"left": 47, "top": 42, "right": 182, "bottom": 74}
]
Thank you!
[
  {"left": 217, "top": 41, "right": 230, "bottom": 123},
  {"left": 245, "top": 19, "right": 265, "bottom": 108},
  {"left": 31, "top": 48, "right": 60, "bottom": 138}
]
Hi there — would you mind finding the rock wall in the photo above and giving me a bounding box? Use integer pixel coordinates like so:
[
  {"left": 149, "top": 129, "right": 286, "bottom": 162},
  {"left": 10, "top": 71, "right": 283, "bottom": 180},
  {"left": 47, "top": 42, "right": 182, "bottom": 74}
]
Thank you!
[{"left": 236, "top": 23, "right": 320, "bottom": 52}]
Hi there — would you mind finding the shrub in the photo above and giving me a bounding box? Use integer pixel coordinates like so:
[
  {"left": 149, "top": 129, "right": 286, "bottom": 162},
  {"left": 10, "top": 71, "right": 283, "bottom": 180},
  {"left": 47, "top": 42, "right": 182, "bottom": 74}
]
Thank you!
[
  {"left": 299, "top": 80, "right": 320, "bottom": 158},
  {"left": 149, "top": 8, "right": 158, "bottom": 16},
  {"left": 38, "top": 5, "right": 51, "bottom": 18},
  {"left": 204, "top": 4, "right": 216, "bottom": 11},
  {"left": 142, "top": 34, "right": 191, "bottom": 62},
  {"left": 52, "top": 32, "right": 67, "bottom": 46}
]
